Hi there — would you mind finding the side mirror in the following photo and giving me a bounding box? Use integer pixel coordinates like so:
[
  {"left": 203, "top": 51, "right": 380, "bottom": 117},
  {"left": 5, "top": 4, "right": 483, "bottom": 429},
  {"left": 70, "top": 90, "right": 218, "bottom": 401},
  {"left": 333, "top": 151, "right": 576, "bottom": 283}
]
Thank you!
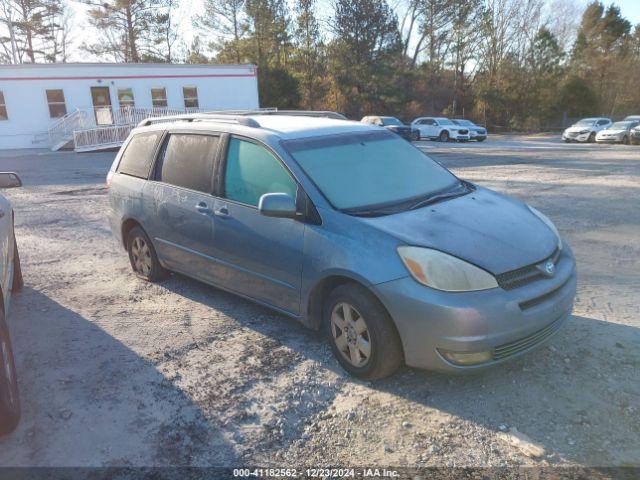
[
  {"left": 259, "top": 193, "right": 298, "bottom": 219},
  {"left": 0, "top": 172, "right": 22, "bottom": 189}
]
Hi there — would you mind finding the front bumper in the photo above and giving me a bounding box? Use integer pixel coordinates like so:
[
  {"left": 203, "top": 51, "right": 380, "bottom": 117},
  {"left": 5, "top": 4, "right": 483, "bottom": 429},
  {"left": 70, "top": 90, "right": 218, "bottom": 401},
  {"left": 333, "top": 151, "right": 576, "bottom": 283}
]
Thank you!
[
  {"left": 596, "top": 134, "right": 623, "bottom": 143},
  {"left": 373, "top": 244, "right": 577, "bottom": 373},
  {"left": 562, "top": 132, "right": 591, "bottom": 142},
  {"left": 453, "top": 133, "right": 471, "bottom": 141}
]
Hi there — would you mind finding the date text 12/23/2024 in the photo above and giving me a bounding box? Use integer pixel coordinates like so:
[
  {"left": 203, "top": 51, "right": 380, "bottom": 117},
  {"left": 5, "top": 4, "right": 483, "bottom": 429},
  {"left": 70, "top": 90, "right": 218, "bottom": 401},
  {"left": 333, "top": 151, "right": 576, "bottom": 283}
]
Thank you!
[{"left": 233, "top": 468, "right": 400, "bottom": 477}]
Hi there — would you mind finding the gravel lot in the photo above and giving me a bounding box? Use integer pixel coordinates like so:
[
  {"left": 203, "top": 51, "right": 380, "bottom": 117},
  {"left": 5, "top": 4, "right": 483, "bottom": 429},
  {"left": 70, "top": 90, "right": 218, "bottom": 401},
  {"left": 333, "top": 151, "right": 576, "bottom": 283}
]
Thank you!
[{"left": 0, "top": 135, "right": 638, "bottom": 471}]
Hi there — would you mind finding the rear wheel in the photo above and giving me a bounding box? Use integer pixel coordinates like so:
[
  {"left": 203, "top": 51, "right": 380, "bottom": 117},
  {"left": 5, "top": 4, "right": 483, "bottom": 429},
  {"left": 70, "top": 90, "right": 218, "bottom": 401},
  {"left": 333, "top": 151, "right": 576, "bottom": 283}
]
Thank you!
[
  {"left": 439, "top": 130, "right": 450, "bottom": 142},
  {"left": 126, "top": 226, "right": 168, "bottom": 282},
  {"left": 324, "top": 284, "right": 403, "bottom": 380},
  {"left": 0, "top": 311, "right": 20, "bottom": 436}
]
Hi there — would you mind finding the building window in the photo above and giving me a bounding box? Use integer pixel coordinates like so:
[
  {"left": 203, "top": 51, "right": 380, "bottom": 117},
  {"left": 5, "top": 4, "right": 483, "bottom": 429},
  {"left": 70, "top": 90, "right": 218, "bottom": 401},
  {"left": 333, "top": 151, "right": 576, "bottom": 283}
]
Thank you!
[
  {"left": 183, "top": 86, "right": 199, "bottom": 109},
  {"left": 0, "top": 91, "right": 7, "bottom": 120},
  {"left": 151, "top": 87, "right": 167, "bottom": 108},
  {"left": 46, "top": 89, "right": 67, "bottom": 118},
  {"left": 118, "top": 88, "right": 135, "bottom": 108}
]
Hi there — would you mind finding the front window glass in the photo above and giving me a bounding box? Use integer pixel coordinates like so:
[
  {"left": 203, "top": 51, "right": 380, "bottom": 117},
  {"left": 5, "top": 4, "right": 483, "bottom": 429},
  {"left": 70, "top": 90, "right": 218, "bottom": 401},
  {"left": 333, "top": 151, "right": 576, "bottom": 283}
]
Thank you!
[
  {"left": 611, "top": 122, "right": 632, "bottom": 129},
  {"left": 285, "top": 131, "right": 459, "bottom": 211},
  {"left": 224, "top": 138, "right": 296, "bottom": 207},
  {"left": 381, "top": 117, "right": 403, "bottom": 126}
]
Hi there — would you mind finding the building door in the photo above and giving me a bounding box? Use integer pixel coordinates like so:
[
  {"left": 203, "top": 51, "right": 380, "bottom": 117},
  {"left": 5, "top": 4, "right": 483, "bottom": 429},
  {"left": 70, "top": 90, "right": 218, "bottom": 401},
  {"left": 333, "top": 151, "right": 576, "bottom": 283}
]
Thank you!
[{"left": 91, "top": 86, "right": 113, "bottom": 125}]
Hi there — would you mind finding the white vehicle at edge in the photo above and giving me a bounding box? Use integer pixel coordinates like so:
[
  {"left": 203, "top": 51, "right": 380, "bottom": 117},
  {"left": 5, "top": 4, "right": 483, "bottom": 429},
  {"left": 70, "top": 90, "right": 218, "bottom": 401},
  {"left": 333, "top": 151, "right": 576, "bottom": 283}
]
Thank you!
[
  {"left": 595, "top": 120, "right": 640, "bottom": 144},
  {"left": 411, "top": 117, "right": 471, "bottom": 142},
  {"left": 562, "top": 117, "right": 612, "bottom": 143}
]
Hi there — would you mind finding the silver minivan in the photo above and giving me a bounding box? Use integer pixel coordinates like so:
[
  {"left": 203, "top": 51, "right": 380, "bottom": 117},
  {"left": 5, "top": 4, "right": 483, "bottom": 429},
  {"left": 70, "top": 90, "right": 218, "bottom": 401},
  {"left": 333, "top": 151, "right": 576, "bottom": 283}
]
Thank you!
[{"left": 107, "top": 112, "right": 577, "bottom": 379}]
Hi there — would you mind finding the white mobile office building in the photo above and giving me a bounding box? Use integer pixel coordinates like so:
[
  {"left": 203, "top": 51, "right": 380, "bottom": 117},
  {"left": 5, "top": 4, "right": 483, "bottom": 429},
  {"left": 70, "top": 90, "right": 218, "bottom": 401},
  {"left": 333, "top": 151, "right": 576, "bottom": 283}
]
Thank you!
[{"left": 0, "top": 63, "right": 260, "bottom": 151}]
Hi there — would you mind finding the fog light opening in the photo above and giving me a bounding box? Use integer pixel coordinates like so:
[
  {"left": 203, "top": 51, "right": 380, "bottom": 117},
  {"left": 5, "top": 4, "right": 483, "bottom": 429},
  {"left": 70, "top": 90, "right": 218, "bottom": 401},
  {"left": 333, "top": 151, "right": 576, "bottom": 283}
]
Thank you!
[{"left": 438, "top": 349, "right": 493, "bottom": 366}]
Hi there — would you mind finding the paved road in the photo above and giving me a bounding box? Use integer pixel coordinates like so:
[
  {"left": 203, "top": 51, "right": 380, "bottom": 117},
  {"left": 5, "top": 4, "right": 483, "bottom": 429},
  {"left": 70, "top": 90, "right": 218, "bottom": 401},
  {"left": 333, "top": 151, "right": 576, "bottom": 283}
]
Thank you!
[{"left": 0, "top": 136, "right": 638, "bottom": 469}]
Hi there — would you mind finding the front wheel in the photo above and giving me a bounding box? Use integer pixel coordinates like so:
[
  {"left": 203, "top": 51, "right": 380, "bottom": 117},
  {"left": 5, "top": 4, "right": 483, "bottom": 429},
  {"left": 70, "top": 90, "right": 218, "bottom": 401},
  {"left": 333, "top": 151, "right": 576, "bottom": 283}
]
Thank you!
[
  {"left": 588, "top": 132, "right": 596, "bottom": 143},
  {"left": 324, "top": 284, "right": 403, "bottom": 380},
  {"left": 622, "top": 135, "right": 630, "bottom": 145},
  {"left": 126, "top": 226, "right": 168, "bottom": 282},
  {"left": 0, "top": 312, "right": 20, "bottom": 436},
  {"left": 439, "top": 130, "right": 450, "bottom": 142}
]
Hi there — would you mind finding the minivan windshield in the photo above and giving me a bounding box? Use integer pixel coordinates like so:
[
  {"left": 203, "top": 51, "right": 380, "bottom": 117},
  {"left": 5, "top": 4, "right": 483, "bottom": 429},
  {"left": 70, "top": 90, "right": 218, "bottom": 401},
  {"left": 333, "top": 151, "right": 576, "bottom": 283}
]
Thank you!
[{"left": 284, "top": 131, "right": 464, "bottom": 214}]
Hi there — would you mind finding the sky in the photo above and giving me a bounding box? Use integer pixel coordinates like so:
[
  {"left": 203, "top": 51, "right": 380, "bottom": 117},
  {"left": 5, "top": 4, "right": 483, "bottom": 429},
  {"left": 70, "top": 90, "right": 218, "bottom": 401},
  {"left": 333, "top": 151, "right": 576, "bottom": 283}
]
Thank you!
[{"left": 62, "top": 0, "right": 640, "bottom": 63}]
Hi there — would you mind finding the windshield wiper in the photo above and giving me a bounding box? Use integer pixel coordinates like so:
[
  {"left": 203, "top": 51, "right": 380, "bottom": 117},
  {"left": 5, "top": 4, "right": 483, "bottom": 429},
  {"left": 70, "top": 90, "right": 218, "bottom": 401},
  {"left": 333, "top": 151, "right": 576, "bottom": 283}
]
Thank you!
[{"left": 407, "top": 182, "right": 473, "bottom": 211}]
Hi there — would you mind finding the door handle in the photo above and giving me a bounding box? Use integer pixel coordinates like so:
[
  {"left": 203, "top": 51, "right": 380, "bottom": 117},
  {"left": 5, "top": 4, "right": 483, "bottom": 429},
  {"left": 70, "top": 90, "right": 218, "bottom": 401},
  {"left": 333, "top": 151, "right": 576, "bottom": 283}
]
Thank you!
[
  {"left": 195, "top": 202, "right": 212, "bottom": 215},
  {"left": 214, "top": 206, "right": 230, "bottom": 218}
]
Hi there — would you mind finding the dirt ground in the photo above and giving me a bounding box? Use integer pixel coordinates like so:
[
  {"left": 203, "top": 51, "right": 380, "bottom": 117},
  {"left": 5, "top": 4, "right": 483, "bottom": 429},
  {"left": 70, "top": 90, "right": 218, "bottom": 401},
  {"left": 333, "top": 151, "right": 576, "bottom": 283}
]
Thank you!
[{"left": 0, "top": 135, "right": 638, "bottom": 472}]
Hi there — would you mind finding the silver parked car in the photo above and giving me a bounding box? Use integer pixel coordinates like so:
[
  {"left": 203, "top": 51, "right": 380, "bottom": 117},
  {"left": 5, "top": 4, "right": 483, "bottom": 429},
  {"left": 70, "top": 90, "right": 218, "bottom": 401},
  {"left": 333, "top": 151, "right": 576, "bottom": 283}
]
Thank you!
[
  {"left": 595, "top": 120, "right": 640, "bottom": 144},
  {"left": 452, "top": 119, "right": 487, "bottom": 142},
  {"left": 0, "top": 172, "right": 24, "bottom": 435},
  {"left": 108, "top": 112, "right": 576, "bottom": 379}
]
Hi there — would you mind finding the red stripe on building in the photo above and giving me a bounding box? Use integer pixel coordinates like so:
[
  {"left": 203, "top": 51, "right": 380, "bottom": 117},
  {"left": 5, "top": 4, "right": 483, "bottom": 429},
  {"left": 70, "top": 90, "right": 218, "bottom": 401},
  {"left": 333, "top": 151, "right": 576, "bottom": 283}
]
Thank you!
[{"left": 0, "top": 72, "right": 257, "bottom": 81}]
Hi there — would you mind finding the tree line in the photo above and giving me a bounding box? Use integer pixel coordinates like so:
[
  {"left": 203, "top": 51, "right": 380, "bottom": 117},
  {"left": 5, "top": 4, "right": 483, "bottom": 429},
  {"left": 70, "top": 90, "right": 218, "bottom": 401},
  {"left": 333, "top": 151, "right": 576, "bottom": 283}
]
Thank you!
[{"left": 1, "top": 0, "right": 639, "bottom": 128}]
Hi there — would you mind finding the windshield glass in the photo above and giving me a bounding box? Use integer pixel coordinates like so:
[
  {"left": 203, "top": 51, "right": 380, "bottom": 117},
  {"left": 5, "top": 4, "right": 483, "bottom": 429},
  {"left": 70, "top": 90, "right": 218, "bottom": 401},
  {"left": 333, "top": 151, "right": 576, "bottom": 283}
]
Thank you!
[
  {"left": 438, "top": 119, "right": 454, "bottom": 125},
  {"left": 611, "top": 121, "right": 632, "bottom": 129},
  {"left": 455, "top": 119, "right": 473, "bottom": 126},
  {"left": 284, "top": 131, "right": 459, "bottom": 211},
  {"left": 381, "top": 117, "right": 403, "bottom": 126},
  {"left": 574, "top": 119, "right": 596, "bottom": 127}
]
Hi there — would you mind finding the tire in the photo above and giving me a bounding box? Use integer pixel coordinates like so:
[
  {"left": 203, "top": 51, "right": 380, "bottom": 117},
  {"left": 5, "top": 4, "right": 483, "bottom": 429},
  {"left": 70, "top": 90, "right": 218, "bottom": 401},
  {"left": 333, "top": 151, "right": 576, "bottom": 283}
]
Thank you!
[
  {"left": 0, "top": 311, "right": 20, "bottom": 436},
  {"left": 324, "top": 283, "right": 403, "bottom": 380},
  {"left": 11, "top": 235, "right": 23, "bottom": 292},
  {"left": 126, "top": 226, "right": 168, "bottom": 282},
  {"left": 588, "top": 132, "right": 596, "bottom": 143},
  {"left": 439, "top": 130, "right": 450, "bottom": 142},
  {"left": 476, "top": 138, "right": 485, "bottom": 142},
  {"left": 622, "top": 135, "right": 630, "bottom": 145}
]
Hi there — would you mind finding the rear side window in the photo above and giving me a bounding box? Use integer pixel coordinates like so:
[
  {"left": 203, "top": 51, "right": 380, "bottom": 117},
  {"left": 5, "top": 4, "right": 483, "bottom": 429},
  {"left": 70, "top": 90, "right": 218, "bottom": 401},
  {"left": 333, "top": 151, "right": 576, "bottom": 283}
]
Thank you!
[
  {"left": 156, "top": 134, "right": 219, "bottom": 193},
  {"left": 224, "top": 138, "right": 296, "bottom": 207},
  {"left": 117, "top": 132, "right": 161, "bottom": 178}
]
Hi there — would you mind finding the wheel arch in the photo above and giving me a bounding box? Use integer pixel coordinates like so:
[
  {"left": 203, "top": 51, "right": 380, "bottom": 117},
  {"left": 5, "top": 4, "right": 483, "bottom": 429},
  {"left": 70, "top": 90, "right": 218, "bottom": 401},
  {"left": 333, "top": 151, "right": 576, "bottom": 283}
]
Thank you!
[{"left": 121, "top": 217, "right": 144, "bottom": 250}]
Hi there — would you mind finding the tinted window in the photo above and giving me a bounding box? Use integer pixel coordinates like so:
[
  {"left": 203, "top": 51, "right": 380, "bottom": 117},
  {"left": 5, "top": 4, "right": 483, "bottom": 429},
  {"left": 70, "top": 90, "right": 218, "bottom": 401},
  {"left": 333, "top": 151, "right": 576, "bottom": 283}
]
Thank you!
[
  {"left": 224, "top": 138, "right": 296, "bottom": 207},
  {"left": 117, "top": 132, "right": 161, "bottom": 178},
  {"left": 598, "top": 120, "right": 609, "bottom": 125},
  {"left": 157, "top": 134, "right": 219, "bottom": 193}
]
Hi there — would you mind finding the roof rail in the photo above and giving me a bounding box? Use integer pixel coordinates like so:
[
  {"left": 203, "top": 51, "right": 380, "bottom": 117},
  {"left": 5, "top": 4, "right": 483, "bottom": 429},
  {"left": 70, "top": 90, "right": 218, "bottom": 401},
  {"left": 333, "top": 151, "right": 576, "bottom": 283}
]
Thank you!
[
  {"left": 237, "top": 110, "right": 348, "bottom": 120},
  {"left": 136, "top": 113, "right": 261, "bottom": 128}
]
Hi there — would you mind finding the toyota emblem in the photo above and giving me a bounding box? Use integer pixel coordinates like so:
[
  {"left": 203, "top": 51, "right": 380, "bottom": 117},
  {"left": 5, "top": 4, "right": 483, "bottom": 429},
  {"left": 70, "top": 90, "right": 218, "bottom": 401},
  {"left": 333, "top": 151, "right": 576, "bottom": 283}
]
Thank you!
[{"left": 545, "top": 261, "right": 555, "bottom": 275}]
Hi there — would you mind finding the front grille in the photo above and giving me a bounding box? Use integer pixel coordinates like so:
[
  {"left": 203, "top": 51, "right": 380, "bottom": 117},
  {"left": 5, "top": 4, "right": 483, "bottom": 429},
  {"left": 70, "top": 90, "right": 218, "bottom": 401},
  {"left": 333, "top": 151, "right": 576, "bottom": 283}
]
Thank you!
[
  {"left": 495, "top": 248, "right": 560, "bottom": 290},
  {"left": 493, "top": 316, "right": 566, "bottom": 360},
  {"left": 458, "top": 129, "right": 469, "bottom": 135},
  {"left": 567, "top": 132, "right": 579, "bottom": 138}
]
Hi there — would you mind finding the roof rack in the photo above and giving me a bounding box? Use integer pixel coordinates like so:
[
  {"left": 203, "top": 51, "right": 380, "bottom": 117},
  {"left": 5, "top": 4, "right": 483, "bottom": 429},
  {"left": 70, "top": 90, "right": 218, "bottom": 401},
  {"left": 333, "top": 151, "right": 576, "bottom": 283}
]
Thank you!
[{"left": 136, "top": 108, "right": 348, "bottom": 129}]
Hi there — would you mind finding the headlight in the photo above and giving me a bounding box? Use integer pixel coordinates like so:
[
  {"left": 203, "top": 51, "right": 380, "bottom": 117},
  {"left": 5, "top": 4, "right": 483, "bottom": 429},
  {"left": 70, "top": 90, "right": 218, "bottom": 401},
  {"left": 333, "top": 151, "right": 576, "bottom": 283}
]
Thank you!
[
  {"left": 527, "top": 205, "right": 562, "bottom": 251},
  {"left": 397, "top": 247, "right": 498, "bottom": 292}
]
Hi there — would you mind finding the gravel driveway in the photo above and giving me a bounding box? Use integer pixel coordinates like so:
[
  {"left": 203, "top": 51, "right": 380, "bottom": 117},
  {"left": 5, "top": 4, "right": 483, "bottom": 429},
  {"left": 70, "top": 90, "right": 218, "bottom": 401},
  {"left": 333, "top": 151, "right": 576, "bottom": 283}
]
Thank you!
[{"left": 0, "top": 135, "right": 638, "bottom": 471}]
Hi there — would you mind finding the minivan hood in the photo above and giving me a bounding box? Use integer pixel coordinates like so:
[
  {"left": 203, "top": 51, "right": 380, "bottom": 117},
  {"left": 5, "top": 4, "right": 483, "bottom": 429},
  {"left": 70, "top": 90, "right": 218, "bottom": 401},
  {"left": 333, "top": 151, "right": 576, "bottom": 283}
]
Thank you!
[{"left": 359, "top": 187, "right": 557, "bottom": 274}]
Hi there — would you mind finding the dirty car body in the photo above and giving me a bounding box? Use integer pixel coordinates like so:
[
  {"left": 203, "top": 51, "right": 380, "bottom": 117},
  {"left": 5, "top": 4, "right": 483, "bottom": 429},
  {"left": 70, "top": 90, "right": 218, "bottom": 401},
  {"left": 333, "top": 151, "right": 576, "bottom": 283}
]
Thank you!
[{"left": 107, "top": 115, "right": 576, "bottom": 375}]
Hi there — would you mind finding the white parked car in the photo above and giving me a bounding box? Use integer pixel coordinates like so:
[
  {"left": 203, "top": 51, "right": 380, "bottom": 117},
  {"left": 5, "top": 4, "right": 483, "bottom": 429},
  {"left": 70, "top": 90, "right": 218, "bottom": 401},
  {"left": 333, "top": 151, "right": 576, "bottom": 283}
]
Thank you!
[
  {"left": 562, "top": 117, "right": 611, "bottom": 143},
  {"left": 452, "top": 119, "right": 487, "bottom": 142},
  {"left": 0, "top": 172, "right": 24, "bottom": 436},
  {"left": 623, "top": 115, "right": 640, "bottom": 121},
  {"left": 411, "top": 117, "right": 470, "bottom": 142},
  {"left": 595, "top": 120, "right": 640, "bottom": 144}
]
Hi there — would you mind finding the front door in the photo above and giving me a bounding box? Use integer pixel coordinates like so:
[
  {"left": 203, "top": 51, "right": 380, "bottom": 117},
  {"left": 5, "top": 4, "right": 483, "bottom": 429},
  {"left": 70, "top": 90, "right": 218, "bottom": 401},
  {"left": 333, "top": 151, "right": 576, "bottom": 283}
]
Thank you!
[
  {"left": 211, "top": 136, "right": 304, "bottom": 315},
  {"left": 91, "top": 86, "right": 113, "bottom": 125}
]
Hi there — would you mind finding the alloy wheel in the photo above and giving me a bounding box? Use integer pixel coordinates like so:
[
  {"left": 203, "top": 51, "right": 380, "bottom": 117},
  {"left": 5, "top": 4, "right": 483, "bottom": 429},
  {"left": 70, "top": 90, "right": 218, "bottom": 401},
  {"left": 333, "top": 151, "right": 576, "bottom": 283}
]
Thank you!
[
  {"left": 131, "top": 237, "right": 152, "bottom": 276},
  {"left": 330, "top": 302, "right": 371, "bottom": 367}
]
